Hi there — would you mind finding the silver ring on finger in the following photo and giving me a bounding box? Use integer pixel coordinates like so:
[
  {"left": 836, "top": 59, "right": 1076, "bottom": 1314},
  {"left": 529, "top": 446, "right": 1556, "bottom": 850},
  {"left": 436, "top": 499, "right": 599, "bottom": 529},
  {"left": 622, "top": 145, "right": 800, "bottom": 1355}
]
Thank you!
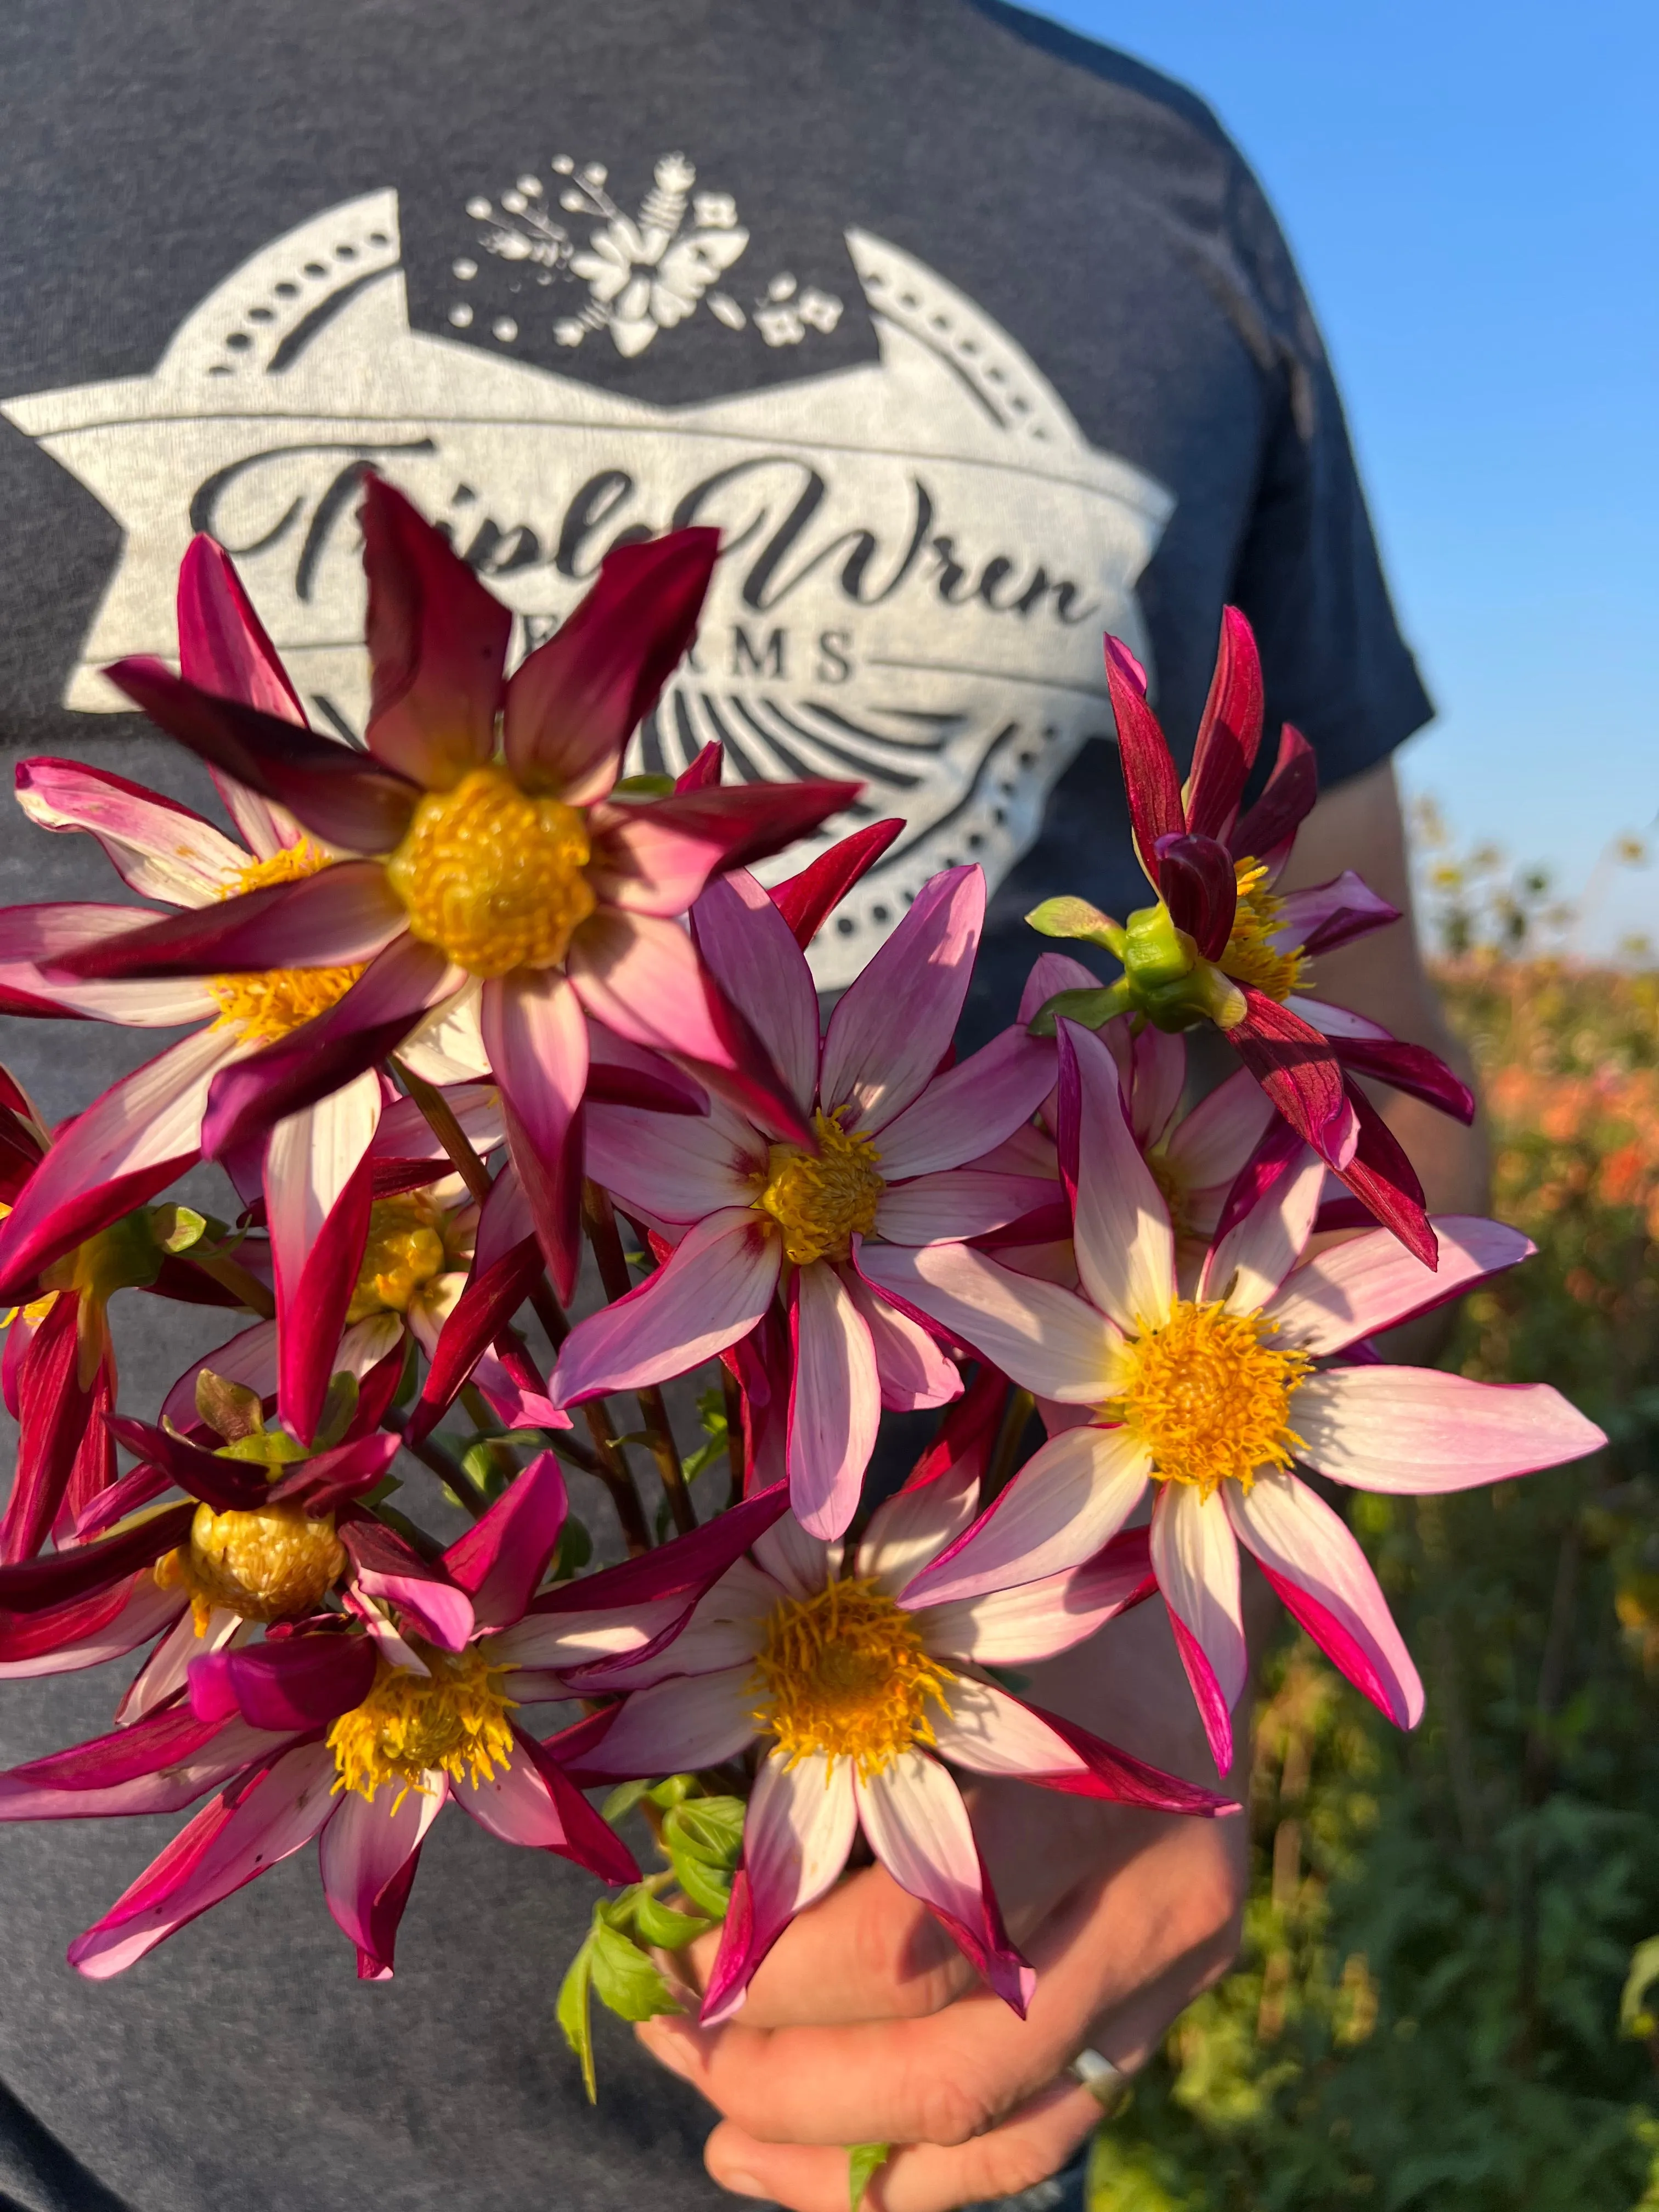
[{"left": 1066, "top": 2047, "right": 1126, "bottom": 2114}]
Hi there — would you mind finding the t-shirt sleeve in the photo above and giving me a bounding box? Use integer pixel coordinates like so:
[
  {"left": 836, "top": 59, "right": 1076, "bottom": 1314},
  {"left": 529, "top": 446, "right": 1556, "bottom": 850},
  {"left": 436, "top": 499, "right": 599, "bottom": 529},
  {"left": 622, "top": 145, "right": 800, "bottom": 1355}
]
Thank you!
[{"left": 1224, "top": 166, "right": 1434, "bottom": 787}]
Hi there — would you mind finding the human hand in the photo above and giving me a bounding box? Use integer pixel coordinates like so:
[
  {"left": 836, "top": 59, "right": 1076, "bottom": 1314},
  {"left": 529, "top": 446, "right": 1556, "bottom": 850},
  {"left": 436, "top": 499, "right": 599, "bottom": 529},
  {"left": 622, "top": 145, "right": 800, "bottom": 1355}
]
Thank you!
[{"left": 635, "top": 1589, "right": 1256, "bottom": 2212}]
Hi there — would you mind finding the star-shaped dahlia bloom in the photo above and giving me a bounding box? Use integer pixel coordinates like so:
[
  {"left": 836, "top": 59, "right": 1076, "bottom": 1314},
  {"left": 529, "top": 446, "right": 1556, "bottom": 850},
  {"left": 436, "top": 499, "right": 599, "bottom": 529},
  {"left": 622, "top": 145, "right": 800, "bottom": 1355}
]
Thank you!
[
  {"left": 1028, "top": 608, "right": 1475, "bottom": 1264},
  {"left": 36, "top": 479, "right": 856, "bottom": 1314},
  {"left": 862, "top": 1020, "right": 1605, "bottom": 1769},
  {"left": 556, "top": 1459, "right": 1227, "bottom": 2023},
  {"left": 548, "top": 863, "right": 1058, "bottom": 1537},
  {"left": 0, "top": 1453, "right": 634, "bottom": 1980}
]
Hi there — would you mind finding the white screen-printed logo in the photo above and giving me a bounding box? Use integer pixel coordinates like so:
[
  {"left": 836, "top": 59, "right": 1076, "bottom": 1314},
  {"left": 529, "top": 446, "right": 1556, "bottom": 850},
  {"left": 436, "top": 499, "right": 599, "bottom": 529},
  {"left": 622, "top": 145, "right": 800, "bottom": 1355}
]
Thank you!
[{"left": 2, "top": 182, "right": 1172, "bottom": 987}]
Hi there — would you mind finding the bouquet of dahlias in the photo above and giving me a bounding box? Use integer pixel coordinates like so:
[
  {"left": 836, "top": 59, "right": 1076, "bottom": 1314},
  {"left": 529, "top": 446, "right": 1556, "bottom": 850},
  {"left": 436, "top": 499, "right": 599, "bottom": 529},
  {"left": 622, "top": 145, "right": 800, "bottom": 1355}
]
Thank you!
[{"left": 0, "top": 483, "right": 1602, "bottom": 2128}]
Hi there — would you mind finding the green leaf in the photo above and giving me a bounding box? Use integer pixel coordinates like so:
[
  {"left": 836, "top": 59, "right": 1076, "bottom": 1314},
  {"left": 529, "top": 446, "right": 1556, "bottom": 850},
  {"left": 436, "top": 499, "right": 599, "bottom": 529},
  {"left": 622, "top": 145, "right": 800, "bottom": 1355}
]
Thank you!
[
  {"left": 612, "top": 772, "right": 677, "bottom": 798},
  {"left": 847, "top": 2142, "right": 891, "bottom": 2210},
  {"left": 1026, "top": 982, "right": 1133, "bottom": 1037},
  {"left": 195, "top": 1366, "right": 264, "bottom": 1442},
  {"left": 556, "top": 1939, "right": 597, "bottom": 2103},
  {"left": 313, "top": 1370, "right": 360, "bottom": 1452},
  {"left": 1023, "top": 894, "right": 1126, "bottom": 956},
  {"left": 669, "top": 1851, "right": 734, "bottom": 1917},
  {"left": 647, "top": 1774, "right": 699, "bottom": 1810},
  {"left": 601, "top": 1778, "right": 656, "bottom": 1826},
  {"left": 587, "top": 1922, "right": 683, "bottom": 2022},
  {"left": 633, "top": 1892, "right": 713, "bottom": 1949},
  {"left": 552, "top": 1515, "right": 592, "bottom": 1579},
  {"left": 149, "top": 1203, "right": 207, "bottom": 1255},
  {"left": 667, "top": 1795, "right": 746, "bottom": 1863}
]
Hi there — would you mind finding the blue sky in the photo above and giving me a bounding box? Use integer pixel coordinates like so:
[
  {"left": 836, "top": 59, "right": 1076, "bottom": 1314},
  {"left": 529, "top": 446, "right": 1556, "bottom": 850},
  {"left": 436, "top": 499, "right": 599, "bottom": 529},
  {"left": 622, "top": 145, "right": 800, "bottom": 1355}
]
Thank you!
[{"left": 1038, "top": 0, "right": 1657, "bottom": 953}]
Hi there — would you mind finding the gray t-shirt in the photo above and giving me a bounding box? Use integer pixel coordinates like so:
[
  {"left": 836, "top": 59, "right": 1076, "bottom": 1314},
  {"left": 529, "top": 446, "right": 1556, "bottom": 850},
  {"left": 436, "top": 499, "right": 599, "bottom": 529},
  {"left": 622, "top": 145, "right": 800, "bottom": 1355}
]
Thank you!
[{"left": 0, "top": 2, "right": 1431, "bottom": 2203}]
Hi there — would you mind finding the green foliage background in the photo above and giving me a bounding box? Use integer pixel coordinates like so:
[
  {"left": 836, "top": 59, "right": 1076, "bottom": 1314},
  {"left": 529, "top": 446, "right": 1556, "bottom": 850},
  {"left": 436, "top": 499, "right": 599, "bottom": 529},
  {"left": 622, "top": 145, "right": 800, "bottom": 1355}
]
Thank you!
[{"left": 1091, "top": 953, "right": 1659, "bottom": 2210}]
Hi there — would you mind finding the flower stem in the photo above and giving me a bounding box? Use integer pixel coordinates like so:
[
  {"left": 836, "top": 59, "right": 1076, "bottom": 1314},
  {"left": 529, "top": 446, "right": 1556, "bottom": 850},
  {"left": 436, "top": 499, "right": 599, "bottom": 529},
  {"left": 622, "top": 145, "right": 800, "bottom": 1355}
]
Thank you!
[
  {"left": 981, "top": 1386, "right": 1036, "bottom": 1504},
  {"left": 385, "top": 1410, "right": 488, "bottom": 1519},
  {"left": 393, "top": 1059, "right": 494, "bottom": 1206},
  {"left": 582, "top": 1180, "right": 695, "bottom": 1536}
]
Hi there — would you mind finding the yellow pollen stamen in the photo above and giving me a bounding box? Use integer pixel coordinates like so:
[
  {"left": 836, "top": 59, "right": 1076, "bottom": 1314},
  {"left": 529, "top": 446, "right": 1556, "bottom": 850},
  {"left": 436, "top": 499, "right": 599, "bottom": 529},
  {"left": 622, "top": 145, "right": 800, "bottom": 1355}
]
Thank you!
[
  {"left": 755, "top": 1110, "right": 885, "bottom": 1266},
  {"left": 1106, "top": 1297, "right": 1312, "bottom": 1500},
  {"left": 1217, "top": 858, "right": 1311, "bottom": 1003},
  {"left": 154, "top": 1499, "right": 346, "bottom": 1633},
  {"left": 386, "top": 764, "right": 597, "bottom": 979},
  {"left": 326, "top": 1647, "right": 518, "bottom": 1805},
  {"left": 751, "top": 1575, "right": 949, "bottom": 1779},
  {"left": 346, "top": 1193, "right": 450, "bottom": 1322},
  {"left": 211, "top": 838, "right": 366, "bottom": 1043}
]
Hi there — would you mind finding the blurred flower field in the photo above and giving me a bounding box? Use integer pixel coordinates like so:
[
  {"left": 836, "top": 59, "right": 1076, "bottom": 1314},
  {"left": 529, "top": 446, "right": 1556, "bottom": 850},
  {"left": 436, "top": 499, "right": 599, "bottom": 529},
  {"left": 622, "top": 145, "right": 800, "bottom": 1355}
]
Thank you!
[{"left": 1091, "top": 842, "right": 1659, "bottom": 2211}]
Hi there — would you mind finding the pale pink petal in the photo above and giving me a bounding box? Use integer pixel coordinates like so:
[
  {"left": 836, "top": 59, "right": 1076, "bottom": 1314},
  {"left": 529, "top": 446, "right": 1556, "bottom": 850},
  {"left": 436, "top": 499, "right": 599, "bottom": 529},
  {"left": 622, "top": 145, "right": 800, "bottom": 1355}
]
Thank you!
[
  {"left": 1294, "top": 1367, "right": 1606, "bottom": 1491},
  {"left": 1274, "top": 872, "right": 1398, "bottom": 956},
  {"left": 690, "top": 872, "right": 819, "bottom": 1118},
  {"left": 845, "top": 1271, "right": 962, "bottom": 1414},
  {"left": 1159, "top": 1068, "right": 1277, "bottom": 1194},
  {"left": 819, "top": 867, "right": 985, "bottom": 1135},
  {"left": 318, "top": 1776, "right": 444, "bottom": 1969},
  {"left": 67, "top": 1741, "right": 337, "bottom": 1978},
  {"left": 930, "top": 1674, "right": 1091, "bottom": 1779},
  {"left": 857, "top": 1241, "right": 1116, "bottom": 1404},
  {"left": 1263, "top": 1216, "right": 1534, "bottom": 1355},
  {"left": 115, "top": 1605, "right": 241, "bottom": 1725},
  {"left": 568, "top": 1574, "right": 769, "bottom": 1694},
  {"left": 857, "top": 1465, "right": 980, "bottom": 1594},
  {"left": 1127, "top": 1022, "right": 1187, "bottom": 1146},
  {"left": 855, "top": 1752, "right": 1033, "bottom": 2014},
  {"left": 1061, "top": 1022, "right": 1175, "bottom": 1334},
  {"left": 701, "top": 1751, "right": 858, "bottom": 2024},
  {"left": 399, "top": 981, "right": 490, "bottom": 1085},
  {"left": 483, "top": 967, "right": 589, "bottom": 1299},
  {"left": 450, "top": 1737, "right": 567, "bottom": 1846},
  {"left": 1198, "top": 1148, "right": 1324, "bottom": 1313},
  {"left": 1285, "top": 996, "right": 1390, "bottom": 1043},
  {"left": 900, "top": 1424, "right": 1151, "bottom": 1609},
  {"left": 583, "top": 1097, "right": 763, "bottom": 1223},
  {"left": 14, "top": 758, "right": 250, "bottom": 906},
  {"left": 751, "top": 1515, "right": 832, "bottom": 1600},
  {"left": 0, "top": 1025, "right": 230, "bottom": 1301},
  {"left": 919, "top": 1541, "right": 1154, "bottom": 1665},
  {"left": 567, "top": 907, "right": 726, "bottom": 1063},
  {"left": 1017, "top": 952, "right": 1101, "bottom": 1026},
  {"left": 551, "top": 1208, "right": 781, "bottom": 1403},
  {"left": 871, "top": 1028, "right": 1057, "bottom": 1182},
  {"left": 873, "top": 1170, "right": 1059, "bottom": 1248},
  {"left": 1150, "top": 1484, "right": 1246, "bottom": 1771},
  {"left": 788, "top": 1261, "right": 881, "bottom": 1539},
  {"left": 0, "top": 1577, "right": 185, "bottom": 1685},
  {"left": 488, "top": 1594, "right": 689, "bottom": 1674},
  {"left": 574, "top": 1664, "right": 758, "bottom": 1776},
  {"left": 1224, "top": 1472, "right": 1423, "bottom": 1727},
  {"left": 266, "top": 1070, "right": 381, "bottom": 1441}
]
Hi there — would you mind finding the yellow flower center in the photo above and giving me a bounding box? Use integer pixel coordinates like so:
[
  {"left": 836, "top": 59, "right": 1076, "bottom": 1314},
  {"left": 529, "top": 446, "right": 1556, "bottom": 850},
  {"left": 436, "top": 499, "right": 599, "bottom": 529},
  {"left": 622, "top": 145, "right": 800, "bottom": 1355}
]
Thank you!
[
  {"left": 385, "top": 764, "right": 597, "bottom": 979},
  {"left": 1217, "top": 858, "right": 1311, "bottom": 1003},
  {"left": 751, "top": 1575, "right": 949, "bottom": 1778},
  {"left": 346, "top": 1193, "right": 450, "bottom": 1322},
  {"left": 756, "top": 1110, "right": 885, "bottom": 1266},
  {"left": 211, "top": 839, "right": 367, "bottom": 1043},
  {"left": 326, "top": 1647, "right": 518, "bottom": 1804},
  {"left": 155, "top": 1499, "right": 346, "bottom": 1632},
  {"left": 1105, "top": 1297, "right": 1312, "bottom": 1500}
]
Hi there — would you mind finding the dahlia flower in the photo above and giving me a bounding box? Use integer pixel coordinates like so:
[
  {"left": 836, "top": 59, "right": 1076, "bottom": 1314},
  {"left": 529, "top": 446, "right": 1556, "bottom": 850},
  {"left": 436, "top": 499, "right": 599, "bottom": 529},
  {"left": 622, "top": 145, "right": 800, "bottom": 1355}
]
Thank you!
[
  {"left": 33, "top": 478, "right": 856, "bottom": 1315},
  {"left": 548, "top": 864, "right": 1058, "bottom": 1536},
  {"left": 1027, "top": 608, "right": 1474, "bottom": 1263},
  {"left": 564, "top": 1458, "right": 1227, "bottom": 2022},
  {"left": 0, "top": 1453, "right": 634, "bottom": 1979},
  {"left": 862, "top": 1020, "right": 1605, "bottom": 1769}
]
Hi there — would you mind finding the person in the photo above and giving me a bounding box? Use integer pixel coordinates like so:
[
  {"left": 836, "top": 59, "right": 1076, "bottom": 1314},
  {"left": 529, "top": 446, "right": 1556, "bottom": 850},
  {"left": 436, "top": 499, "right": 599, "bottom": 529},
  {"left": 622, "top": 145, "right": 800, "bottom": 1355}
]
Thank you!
[{"left": 0, "top": 2, "right": 1485, "bottom": 2207}]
